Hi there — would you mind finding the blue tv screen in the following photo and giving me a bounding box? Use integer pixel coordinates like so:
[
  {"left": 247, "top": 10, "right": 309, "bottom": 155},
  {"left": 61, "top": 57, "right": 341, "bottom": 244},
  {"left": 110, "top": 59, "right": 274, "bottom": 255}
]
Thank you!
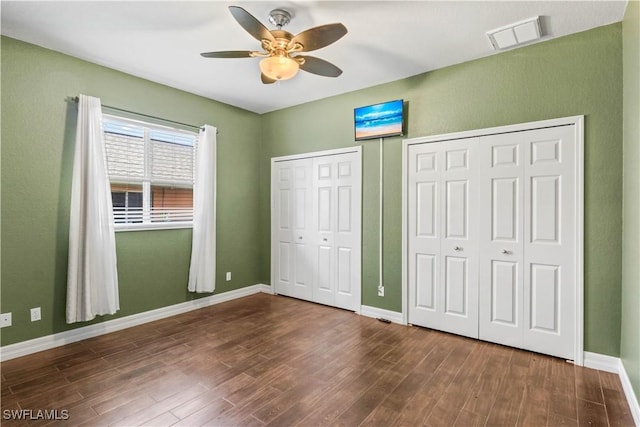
[{"left": 354, "top": 99, "right": 404, "bottom": 141}]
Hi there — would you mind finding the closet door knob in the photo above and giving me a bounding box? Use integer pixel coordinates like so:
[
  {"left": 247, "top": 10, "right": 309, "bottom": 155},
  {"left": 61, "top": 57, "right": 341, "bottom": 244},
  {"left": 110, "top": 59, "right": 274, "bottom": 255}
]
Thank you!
[
  {"left": 502, "top": 249, "right": 511, "bottom": 255},
  {"left": 323, "top": 238, "right": 328, "bottom": 242},
  {"left": 454, "top": 246, "right": 462, "bottom": 251},
  {"left": 298, "top": 236, "right": 303, "bottom": 240}
]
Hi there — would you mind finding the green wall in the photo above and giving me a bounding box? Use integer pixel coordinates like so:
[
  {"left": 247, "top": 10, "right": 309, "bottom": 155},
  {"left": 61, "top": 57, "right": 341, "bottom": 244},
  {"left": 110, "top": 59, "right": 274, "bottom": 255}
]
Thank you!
[
  {"left": 622, "top": 0, "right": 640, "bottom": 401},
  {"left": 261, "top": 24, "right": 624, "bottom": 356},
  {"left": 1, "top": 36, "right": 264, "bottom": 346}
]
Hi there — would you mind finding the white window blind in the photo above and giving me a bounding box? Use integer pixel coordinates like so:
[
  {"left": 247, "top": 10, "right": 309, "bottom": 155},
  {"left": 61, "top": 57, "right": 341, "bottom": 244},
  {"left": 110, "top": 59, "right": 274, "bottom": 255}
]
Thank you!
[{"left": 103, "top": 115, "right": 197, "bottom": 229}]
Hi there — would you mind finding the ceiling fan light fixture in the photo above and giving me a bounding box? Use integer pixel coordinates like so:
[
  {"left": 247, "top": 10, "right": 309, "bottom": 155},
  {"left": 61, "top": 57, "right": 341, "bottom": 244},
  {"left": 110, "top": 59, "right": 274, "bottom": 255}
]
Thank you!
[{"left": 260, "top": 55, "right": 299, "bottom": 80}]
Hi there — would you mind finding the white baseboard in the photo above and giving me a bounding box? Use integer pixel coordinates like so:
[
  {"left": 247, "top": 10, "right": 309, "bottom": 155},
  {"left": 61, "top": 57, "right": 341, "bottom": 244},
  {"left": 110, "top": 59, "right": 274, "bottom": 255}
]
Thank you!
[
  {"left": 583, "top": 351, "right": 621, "bottom": 373},
  {"left": 584, "top": 351, "right": 639, "bottom": 426},
  {"left": 620, "top": 359, "right": 640, "bottom": 426},
  {"left": 360, "top": 305, "right": 405, "bottom": 325},
  {"left": 0, "top": 283, "right": 273, "bottom": 362}
]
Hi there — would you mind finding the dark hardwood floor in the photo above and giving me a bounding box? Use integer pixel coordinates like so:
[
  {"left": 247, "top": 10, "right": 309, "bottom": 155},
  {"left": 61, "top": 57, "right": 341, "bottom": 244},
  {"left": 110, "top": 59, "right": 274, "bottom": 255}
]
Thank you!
[{"left": 1, "top": 293, "right": 635, "bottom": 426}]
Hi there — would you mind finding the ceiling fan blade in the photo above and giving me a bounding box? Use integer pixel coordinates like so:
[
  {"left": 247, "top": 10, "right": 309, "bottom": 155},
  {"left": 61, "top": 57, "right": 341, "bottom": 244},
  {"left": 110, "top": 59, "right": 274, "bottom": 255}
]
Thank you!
[
  {"left": 229, "top": 6, "right": 275, "bottom": 43},
  {"left": 290, "top": 23, "right": 347, "bottom": 52},
  {"left": 261, "top": 73, "right": 277, "bottom": 84},
  {"left": 200, "top": 51, "right": 254, "bottom": 58},
  {"left": 298, "top": 55, "right": 343, "bottom": 77}
]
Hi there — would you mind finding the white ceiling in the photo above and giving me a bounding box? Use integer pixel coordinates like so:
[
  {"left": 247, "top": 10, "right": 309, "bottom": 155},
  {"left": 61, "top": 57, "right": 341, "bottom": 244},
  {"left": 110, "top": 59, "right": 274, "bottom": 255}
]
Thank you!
[{"left": 1, "top": 1, "right": 627, "bottom": 114}]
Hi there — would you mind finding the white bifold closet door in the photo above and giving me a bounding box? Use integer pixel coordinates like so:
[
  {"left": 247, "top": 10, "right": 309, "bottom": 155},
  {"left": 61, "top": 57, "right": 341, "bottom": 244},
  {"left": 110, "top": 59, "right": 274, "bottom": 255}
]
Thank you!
[
  {"left": 312, "top": 154, "right": 361, "bottom": 310},
  {"left": 273, "top": 158, "right": 314, "bottom": 301},
  {"left": 272, "top": 149, "right": 361, "bottom": 312},
  {"left": 478, "top": 126, "right": 576, "bottom": 359},
  {"left": 407, "top": 139, "right": 479, "bottom": 339},
  {"left": 407, "top": 122, "right": 578, "bottom": 360}
]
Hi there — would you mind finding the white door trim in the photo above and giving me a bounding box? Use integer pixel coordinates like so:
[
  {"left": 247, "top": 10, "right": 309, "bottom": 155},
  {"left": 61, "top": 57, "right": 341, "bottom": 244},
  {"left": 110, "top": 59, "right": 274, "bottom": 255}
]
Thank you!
[
  {"left": 271, "top": 146, "right": 361, "bottom": 163},
  {"left": 402, "top": 115, "right": 584, "bottom": 365}
]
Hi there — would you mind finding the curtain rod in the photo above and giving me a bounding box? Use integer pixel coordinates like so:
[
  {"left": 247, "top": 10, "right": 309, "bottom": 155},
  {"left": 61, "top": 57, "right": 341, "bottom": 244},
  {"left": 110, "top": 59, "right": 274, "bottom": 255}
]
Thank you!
[{"left": 70, "top": 96, "right": 209, "bottom": 132}]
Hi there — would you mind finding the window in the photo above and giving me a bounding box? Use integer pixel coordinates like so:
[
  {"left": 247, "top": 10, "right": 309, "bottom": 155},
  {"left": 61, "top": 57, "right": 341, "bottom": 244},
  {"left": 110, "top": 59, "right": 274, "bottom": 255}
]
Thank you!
[
  {"left": 111, "top": 184, "right": 143, "bottom": 223},
  {"left": 103, "top": 115, "right": 197, "bottom": 230}
]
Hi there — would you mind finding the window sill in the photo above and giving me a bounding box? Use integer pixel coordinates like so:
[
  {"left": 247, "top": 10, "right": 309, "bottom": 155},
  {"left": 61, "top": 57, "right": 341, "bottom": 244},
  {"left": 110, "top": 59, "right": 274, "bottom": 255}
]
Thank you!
[{"left": 114, "top": 222, "right": 193, "bottom": 232}]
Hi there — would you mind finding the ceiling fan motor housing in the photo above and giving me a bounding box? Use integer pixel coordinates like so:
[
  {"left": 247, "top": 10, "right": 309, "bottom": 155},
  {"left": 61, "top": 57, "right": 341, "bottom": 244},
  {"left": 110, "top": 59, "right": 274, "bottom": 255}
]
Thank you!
[{"left": 268, "top": 9, "right": 291, "bottom": 29}]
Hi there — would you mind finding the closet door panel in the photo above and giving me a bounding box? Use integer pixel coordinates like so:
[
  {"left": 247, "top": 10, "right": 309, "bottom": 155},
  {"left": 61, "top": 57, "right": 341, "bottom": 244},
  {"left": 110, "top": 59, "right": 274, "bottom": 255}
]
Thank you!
[
  {"left": 278, "top": 242, "right": 291, "bottom": 283},
  {"left": 529, "top": 264, "right": 559, "bottom": 332},
  {"left": 272, "top": 159, "right": 313, "bottom": 301},
  {"left": 337, "top": 248, "right": 352, "bottom": 294},
  {"left": 479, "top": 133, "right": 525, "bottom": 347},
  {"left": 317, "top": 189, "right": 332, "bottom": 232},
  {"left": 487, "top": 259, "right": 521, "bottom": 347},
  {"left": 313, "top": 158, "right": 335, "bottom": 306},
  {"left": 444, "top": 256, "right": 467, "bottom": 315},
  {"left": 408, "top": 139, "right": 478, "bottom": 338},
  {"left": 293, "top": 242, "right": 310, "bottom": 289},
  {"left": 415, "top": 253, "right": 437, "bottom": 310},
  {"left": 408, "top": 144, "right": 442, "bottom": 328},
  {"left": 492, "top": 178, "right": 518, "bottom": 241},
  {"left": 311, "top": 152, "right": 362, "bottom": 311},
  {"left": 315, "top": 244, "right": 333, "bottom": 299},
  {"left": 445, "top": 180, "right": 468, "bottom": 238},
  {"left": 334, "top": 153, "right": 361, "bottom": 310},
  {"left": 291, "top": 160, "right": 313, "bottom": 300},
  {"left": 273, "top": 163, "right": 294, "bottom": 297},
  {"left": 279, "top": 189, "right": 291, "bottom": 231},
  {"left": 338, "top": 187, "right": 352, "bottom": 232},
  {"left": 523, "top": 126, "right": 575, "bottom": 359},
  {"left": 440, "top": 140, "right": 478, "bottom": 338},
  {"left": 478, "top": 125, "right": 576, "bottom": 358},
  {"left": 417, "top": 182, "right": 437, "bottom": 237}
]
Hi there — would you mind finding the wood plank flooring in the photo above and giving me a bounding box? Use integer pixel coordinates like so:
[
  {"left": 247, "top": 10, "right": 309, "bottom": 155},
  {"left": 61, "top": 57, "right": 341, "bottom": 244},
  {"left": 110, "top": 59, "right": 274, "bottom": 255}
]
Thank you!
[{"left": 1, "top": 293, "right": 635, "bottom": 426}]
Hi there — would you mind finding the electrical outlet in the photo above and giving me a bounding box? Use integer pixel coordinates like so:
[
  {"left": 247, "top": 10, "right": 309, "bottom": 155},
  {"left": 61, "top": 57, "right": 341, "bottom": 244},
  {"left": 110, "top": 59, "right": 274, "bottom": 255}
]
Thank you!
[
  {"left": 1, "top": 313, "right": 12, "bottom": 328},
  {"left": 30, "top": 307, "right": 41, "bottom": 322},
  {"left": 378, "top": 285, "right": 384, "bottom": 297},
  {"left": 226, "top": 272, "right": 231, "bottom": 281}
]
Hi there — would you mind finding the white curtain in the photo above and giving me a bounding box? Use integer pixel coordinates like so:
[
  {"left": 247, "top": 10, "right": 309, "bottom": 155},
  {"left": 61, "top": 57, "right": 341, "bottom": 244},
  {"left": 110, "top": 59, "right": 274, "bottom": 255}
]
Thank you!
[
  {"left": 66, "top": 94, "right": 120, "bottom": 323},
  {"left": 188, "top": 125, "right": 217, "bottom": 293}
]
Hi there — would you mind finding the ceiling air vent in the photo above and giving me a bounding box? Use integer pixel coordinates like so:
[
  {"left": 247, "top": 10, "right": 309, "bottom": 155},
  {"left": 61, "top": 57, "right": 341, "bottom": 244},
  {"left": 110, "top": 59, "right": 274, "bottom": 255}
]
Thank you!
[{"left": 486, "top": 16, "right": 542, "bottom": 50}]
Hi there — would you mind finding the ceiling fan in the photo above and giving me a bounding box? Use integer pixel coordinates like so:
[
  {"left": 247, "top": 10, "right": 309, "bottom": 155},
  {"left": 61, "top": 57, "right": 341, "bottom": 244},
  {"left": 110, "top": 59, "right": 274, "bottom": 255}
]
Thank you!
[{"left": 200, "top": 6, "right": 347, "bottom": 84}]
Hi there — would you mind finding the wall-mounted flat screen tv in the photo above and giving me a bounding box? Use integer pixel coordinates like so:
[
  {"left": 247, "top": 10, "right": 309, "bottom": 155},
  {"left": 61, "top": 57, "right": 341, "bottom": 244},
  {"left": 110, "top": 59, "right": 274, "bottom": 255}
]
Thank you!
[{"left": 354, "top": 99, "right": 404, "bottom": 141}]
